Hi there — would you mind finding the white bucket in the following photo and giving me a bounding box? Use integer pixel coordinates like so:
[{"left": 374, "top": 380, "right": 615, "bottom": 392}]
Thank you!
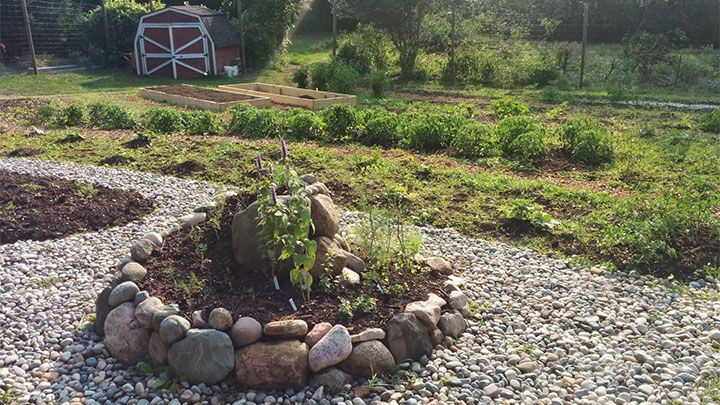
[{"left": 224, "top": 66, "right": 239, "bottom": 78}]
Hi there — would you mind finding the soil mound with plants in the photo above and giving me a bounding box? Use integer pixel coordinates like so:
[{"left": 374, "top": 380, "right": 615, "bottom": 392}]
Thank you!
[
  {"left": 0, "top": 171, "right": 154, "bottom": 244},
  {"left": 141, "top": 193, "right": 445, "bottom": 330}
]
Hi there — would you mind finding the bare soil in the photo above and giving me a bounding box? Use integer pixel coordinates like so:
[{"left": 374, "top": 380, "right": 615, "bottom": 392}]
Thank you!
[
  {"left": 152, "top": 86, "right": 256, "bottom": 103},
  {"left": 140, "top": 194, "right": 446, "bottom": 333},
  {"left": 0, "top": 171, "right": 154, "bottom": 244}
]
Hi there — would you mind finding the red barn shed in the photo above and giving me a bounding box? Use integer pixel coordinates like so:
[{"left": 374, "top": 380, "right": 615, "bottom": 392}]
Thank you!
[{"left": 133, "top": 6, "right": 240, "bottom": 79}]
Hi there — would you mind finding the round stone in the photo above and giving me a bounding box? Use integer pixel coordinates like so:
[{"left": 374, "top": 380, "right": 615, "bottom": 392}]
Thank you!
[
  {"left": 230, "top": 317, "right": 262, "bottom": 347},
  {"left": 168, "top": 329, "right": 234, "bottom": 385},
  {"left": 159, "top": 315, "right": 191, "bottom": 344},
  {"left": 121, "top": 262, "right": 147, "bottom": 283},
  {"left": 208, "top": 308, "right": 233, "bottom": 331},
  {"left": 108, "top": 281, "right": 140, "bottom": 307}
]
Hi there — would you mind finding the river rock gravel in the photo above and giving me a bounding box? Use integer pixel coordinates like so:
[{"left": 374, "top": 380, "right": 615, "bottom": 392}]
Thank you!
[{"left": 1, "top": 159, "right": 719, "bottom": 405}]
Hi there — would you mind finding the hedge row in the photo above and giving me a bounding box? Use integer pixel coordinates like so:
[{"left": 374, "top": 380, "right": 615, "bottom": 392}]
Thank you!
[{"left": 35, "top": 99, "right": 615, "bottom": 167}]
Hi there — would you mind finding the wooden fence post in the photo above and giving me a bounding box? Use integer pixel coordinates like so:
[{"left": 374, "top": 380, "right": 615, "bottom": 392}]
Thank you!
[{"left": 20, "top": 0, "right": 38, "bottom": 75}]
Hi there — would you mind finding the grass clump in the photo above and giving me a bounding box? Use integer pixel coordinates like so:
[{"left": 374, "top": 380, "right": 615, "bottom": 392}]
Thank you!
[
  {"left": 557, "top": 117, "right": 614, "bottom": 166},
  {"left": 698, "top": 108, "right": 720, "bottom": 133}
]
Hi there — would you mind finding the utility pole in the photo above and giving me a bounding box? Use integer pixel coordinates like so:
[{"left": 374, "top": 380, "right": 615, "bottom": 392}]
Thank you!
[
  {"left": 579, "top": 1, "right": 589, "bottom": 88},
  {"left": 238, "top": 0, "right": 246, "bottom": 70},
  {"left": 102, "top": 0, "right": 110, "bottom": 53},
  {"left": 332, "top": 1, "right": 337, "bottom": 57},
  {"left": 20, "top": 0, "right": 38, "bottom": 75},
  {"left": 450, "top": 0, "right": 457, "bottom": 85}
]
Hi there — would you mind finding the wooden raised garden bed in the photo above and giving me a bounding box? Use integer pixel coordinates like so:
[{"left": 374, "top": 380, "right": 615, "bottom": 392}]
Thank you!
[
  {"left": 219, "top": 83, "right": 357, "bottom": 111},
  {"left": 140, "top": 84, "right": 271, "bottom": 112}
]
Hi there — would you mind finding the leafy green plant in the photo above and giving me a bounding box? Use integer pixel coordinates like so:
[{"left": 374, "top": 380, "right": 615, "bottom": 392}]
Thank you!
[
  {"left": 496, "top": 115, "right": 547, "bottom": 163},
  {"left": 187, "top": 111, "right": 224, "bottom": 136},
  {"left": 698, "top": 109, "right": 720, "bottom": 134},
  {"left": 177, "top": 272, "right": 205, "bottom": 297},
  {"left": 357, "top": 108, "right": 402, "bottom": 147},
  {"left": 351, "top": 295, "right": 378, "bottom": 315},
  {"left": 35, "top": 104, "right": 60, "bottom": 126},
  {"left": 143, "top": 107, "right": 189, "bottom": 134},
  {"left": 311, "top": 60, "right": 358, "bottom": 94},
  {"left": 88, "top": 102, "right": 137, "bottom": 130},
  {"left": 292, "top": 66, "right": 309, "bottom": 89},
  {"left": 256, "top": 141, "right": 317, "bottom": 299},
  {"left": 557, "top": 117, "right": 614, "bottom": 166},
  {"left": 229, "top": 107, "right": 280, "bottom": 138},
  {"left": 369, "top": 70, "right": 389, "bottom": 98},
  {"left": 75, "top": 183, "right": 99, "bottom": 200},
  {"left": 62, "top": 104, "right": 88, "bottom": 127},
  {"left": 490, "top": 97, "right": 530, "bottom": 119},
  {"left": 402, "top": 112, "right": 466, "bottom": 152},
  {"left": 502, "top": 199, "right": 560, "bottom": 231},
  {"left": 451, "top": 121, "right": 500, "bottom": 159},
  {"left": 322, "top": 104, "right": 358, "bottom": 143},
  {"left": 281, "top": 109, "right": 326, "bottom": 141},
  {"left": 338, "top": 299, "right": 354, "bottom": 320},
  {"left": 352, "top": 206, "right": 421, "bottom": 271}
]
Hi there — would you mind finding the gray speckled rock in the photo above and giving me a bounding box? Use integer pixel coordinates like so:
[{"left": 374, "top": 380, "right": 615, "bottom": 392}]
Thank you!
[
  {"left": 159, "top": 315, "right": 191, "bottom": 344},
  {"left": 309, "top": 368, "right": 353, "bottom": 393},
  {"left": 135, "top": 297, "right": 163, "bottom": 329},
  {"left": 108, "top": 281, "right": 140, "bottom": 307},
  {"left": 104, "top": 303, "right": 150, "bottom": 365},
  {"left": 152, "top": 304, "right": 181, "bottom": 330},
  {"left": 339, "top": 340, "right": 395, "bottom": 378},
  {"left": 309, "top": 194, "right": 340, "bottom": 238},
  {"left": 437, "top": 311, "right": 466, "bottom": 338},
  {"left": 208, "top": 308, "right": 233, "bottom": 331},
  {"left": 168, "top": 329, "right": 234, "bottom": 384},
  {"left": 384, "top": 313, "right": 432, "bottom": 363},
  {"left": 149, "top": 332, "right": 169, "bottom": 365},
  {"left": 230, "top": 317, "right": 262, "bottom": 347},
  {"left": 121, "top": 262, "right": 147, "bottom": 283},
  {"left": 130, "top": 239, "right": 155, "bottom": 262},
  {"left": 308, "top": 325, "right": 352, "bottom": 372}
]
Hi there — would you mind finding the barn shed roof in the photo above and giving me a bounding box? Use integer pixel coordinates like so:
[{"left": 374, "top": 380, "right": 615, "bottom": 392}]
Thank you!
[{"left": 167, "top": 6, "right": 240, "bottom": 48}]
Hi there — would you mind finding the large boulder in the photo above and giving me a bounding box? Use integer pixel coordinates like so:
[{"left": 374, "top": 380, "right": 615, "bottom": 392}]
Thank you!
[
  {"left": 310, "top": 236, "right": 347, "bottom": 277},
  {"left": 404, "top": 301, "right": 441, "bottom": 329},
  {"left": 384, "top": 313, "right": 433, "bottom": 363},
  {"left": 235, "top": 341, "right": 309, "bottom": 389},
  {"left": 148, "top": 331, "right": 169, "bottom": 365},
  {"left": 94, "top": 279, "right": 120, "bottom": 336},
  {"left": 231, "top": 202, "right": 263, "bottom": 271},
  {"left": 339, "top": 340, "right": 395, "bottom": 378},
  {"left": 308, "top": 325, "right": 352, "bottom": 372},
  {"left": 309, "top": 194, "right": 340, "bottom": 238},
  {"left": 167, "top": 329, "right": 234, "bottom": 384},
  {"left": 104, "top": 303, "right": 150, "bottom": 365}
]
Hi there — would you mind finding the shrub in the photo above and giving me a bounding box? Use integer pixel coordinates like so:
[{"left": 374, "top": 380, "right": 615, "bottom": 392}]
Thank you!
[
  {"left": 35, "top": 105, "right": 60, "bottom": 125},
  {"left": 451, "top": 122, "right": 500, "bottom": 159},
  {"left": 496, "top": 115, "right": 547, "bottom": 163},
  {"left": 351, "top": 207, "right": 422, "bottom": 270},
  {"left": 229, "top": 107, "right": 279, "bottom": 138},
  {"left": 87, "top": 102, "right": 137, "bottom": 130},
  {"left": 540, "top": 85, "right": 566, "bottom": 102},
  {"left": 322, "top": 104, "right": 358, "bottom": 143},
  {"left": 369, "top": 70, "right": 389, "bottom": 98},
  {"left": 281, "top": 109, "right": 325, "bottom": 141},
  {"left": 328, "top": 62, "right": 359, "bottom": 94},
  {"left": 505, "top": 130, "right": 547, "bottom": 164},
  {"left": 402, "top": 112, "right": 467, "bottom": 152},
  {"left": 496, "top": 115, "right": 542, "bottom": 149},
  {"left": 187, "top": 111, "right": 224, "bottom": 135},
  {"left": 357, "top": 109, "right": 402, "bottom": 147},
  {"left": 557, "top": 117, "right": 614, "bottom": 165},
  {"left": 143, "top": 108, "right": 188, "bottom": 134},
  {"left": 292, "top": 66, "right": 309, "bottom": 89},
  {"left": 698, "top": 109, "right": 720, "bottom": 133},
  {"left": 61, "top": 104, "right": 88, "bottom": 127},
  {"left": 444, "top": 49, "right": 496, "bottom": 85},
  {"left": 80, "top": 0, "right": 163, "bottom": 65},
  {"left": 335, "top": 24, "right": 393, "bottom": 74},
  {"left": 568, "top": 129, "right": 614, "bottom": 166},
  {"left": 311, "top": 61, "right": 358, "bottom": 94},
  {"left": 490, "top": 97, "right": 530, "bottom": 119}
]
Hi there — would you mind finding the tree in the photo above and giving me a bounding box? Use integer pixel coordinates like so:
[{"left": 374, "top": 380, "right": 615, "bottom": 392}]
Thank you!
[{"left": 336, "top": 0, "right": 438, "bottom": 79}]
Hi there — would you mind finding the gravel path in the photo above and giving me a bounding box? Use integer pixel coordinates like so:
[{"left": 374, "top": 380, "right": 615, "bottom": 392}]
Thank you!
[{"left": 1, "top": 159, "right": 719, "bottom": 405}]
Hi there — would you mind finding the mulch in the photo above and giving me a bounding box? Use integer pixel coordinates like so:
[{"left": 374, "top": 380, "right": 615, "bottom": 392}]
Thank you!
[
  {"left": 151, "top": 86, "right": 255, "bottom": 103},
  {"left": 0, "top": 171, "right": 154, "bottom": 244},
  {"left": 140, "top": 194, "right": 446, "bottom": 333}
]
